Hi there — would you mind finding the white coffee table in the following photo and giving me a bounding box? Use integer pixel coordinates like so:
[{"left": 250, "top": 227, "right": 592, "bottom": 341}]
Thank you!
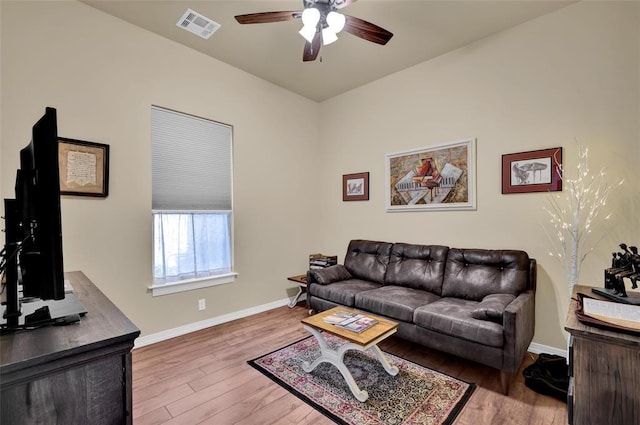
[{"left": 301, "top": 307, "right": 399, "bottom": 402}]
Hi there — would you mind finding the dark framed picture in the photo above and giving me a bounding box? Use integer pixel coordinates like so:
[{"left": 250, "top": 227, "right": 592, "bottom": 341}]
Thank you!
[
  {"left": 502, "top": 147, "right": 562, "bottom": 194},
  {"left": 343, "top": 172, "right": 369, "bottom": 201},
  {"left": 58, "top": 137, "right": 110, "bottom": 197}
]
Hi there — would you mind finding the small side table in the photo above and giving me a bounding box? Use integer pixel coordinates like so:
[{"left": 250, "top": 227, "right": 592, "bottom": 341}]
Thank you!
[{"left": 287, "top": 274, "right": 307, "bottom": 308}]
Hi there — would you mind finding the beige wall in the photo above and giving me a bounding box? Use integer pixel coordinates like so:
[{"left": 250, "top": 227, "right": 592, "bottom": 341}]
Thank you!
[
  {"left": 317, "top": 1, "right": 639, "bottom": 349},
  {"left": 1, "top": 1, "right": 320, "bottom": 336},
  {"left": 1, "top": 1, "right": 638, "bottom": 350}
]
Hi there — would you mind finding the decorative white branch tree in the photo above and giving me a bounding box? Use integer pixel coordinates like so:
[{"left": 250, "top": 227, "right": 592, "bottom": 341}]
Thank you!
[{"left": 543, "top": 140, "right": 624, "bottom": 300}]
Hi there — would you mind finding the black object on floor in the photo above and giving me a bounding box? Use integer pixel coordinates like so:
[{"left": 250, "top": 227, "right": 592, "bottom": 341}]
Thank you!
[{"left": 523, "top": 353, "right": 569, "bottom": 402}]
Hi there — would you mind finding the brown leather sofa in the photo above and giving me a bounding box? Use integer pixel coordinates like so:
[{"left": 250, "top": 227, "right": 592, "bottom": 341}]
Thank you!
[{"left": 307, "top": 239, "right": 536, "bottom": 394}]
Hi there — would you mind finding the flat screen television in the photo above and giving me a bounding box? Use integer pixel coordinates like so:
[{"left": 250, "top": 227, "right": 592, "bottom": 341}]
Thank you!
[{"left": 1, "top": 107, "right": 85, "bottom": 332}]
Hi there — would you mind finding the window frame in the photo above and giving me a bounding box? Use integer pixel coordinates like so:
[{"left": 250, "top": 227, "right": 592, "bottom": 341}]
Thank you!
[
  {"left": 149, "top": 106, "right": 236, "bottom": 296},
  {"left": 149, "top": 209, "right": 237, "bottom": 296}
]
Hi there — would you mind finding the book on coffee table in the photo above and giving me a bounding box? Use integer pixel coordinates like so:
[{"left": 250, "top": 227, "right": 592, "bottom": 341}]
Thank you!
[
  {"left": 323, "top": 311, "right": 359, "bottom": 325},
  {"left": 337, "top": 315, "right": 378, "bottom": 333},
  {"left": 322, "top": 310, "right": 378, "bottom": 333},
  {"left": 303, "top": 307, "right": 398, "bottom": 346}
]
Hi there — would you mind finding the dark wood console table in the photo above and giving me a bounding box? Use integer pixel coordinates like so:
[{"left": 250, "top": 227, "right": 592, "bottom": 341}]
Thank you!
[
  {"left": 1, "top": 271, "right": 140, "bottom": 425},
  {"left": 565, "top": 284, "right": 640, "bottom": 425}
]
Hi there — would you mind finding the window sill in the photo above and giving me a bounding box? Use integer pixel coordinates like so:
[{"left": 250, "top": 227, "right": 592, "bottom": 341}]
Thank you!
[{"left": 148, "top": 272, "right": 238, "bottom": 296}]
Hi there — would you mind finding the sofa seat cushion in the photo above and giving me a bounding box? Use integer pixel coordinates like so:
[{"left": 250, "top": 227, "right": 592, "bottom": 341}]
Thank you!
[
  {"left": 355, "top": 286, "right": 441, "bottom": 322},
  {"left": 308, "top": 279, "right": 381, "bottom": 307},
  {"left": 413, "top": 298, "right": 504, "bottom": 347}
]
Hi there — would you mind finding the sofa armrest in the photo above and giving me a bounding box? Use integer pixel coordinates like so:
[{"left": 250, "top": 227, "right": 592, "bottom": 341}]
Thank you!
[
  {"left": 502, "top": 289, "right": 535, "bottom": 373},
  {"left": 528, "top": 259, "right": 537, "bottom": 292}
]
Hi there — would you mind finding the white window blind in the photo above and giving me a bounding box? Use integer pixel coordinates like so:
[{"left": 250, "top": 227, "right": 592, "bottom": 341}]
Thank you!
[
  {"left": 151, "top": 106, "right": 235, "bottom": 295},
  {"left": 151, "top": 106, "right": 232, "bottom": 211}
]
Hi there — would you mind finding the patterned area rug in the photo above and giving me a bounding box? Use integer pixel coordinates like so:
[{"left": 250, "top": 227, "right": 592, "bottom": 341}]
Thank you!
[{"left": 248, "top": 335, "right": 475, "bottom": 425}]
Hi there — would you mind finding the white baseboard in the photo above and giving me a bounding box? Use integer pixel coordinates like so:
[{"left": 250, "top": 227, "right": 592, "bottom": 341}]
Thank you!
[
  {"left": 134, "top": 296, "right": 295, "bottom": 348},
  {"left": 527, "top": 342, "right": 566, "bottom": 357},
  {"left": 135, "top": 295, "right": 566, "bottom": 358}
]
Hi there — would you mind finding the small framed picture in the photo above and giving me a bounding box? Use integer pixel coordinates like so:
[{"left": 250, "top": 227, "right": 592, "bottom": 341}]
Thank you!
[
  {"left": 58, "top": 137, "right": 110, "bottom": 197},
  {"left": 343, "top": 172, "right": 369, "bottom": 201},
  {"left": 502, "top": 147, "right": 562, "bottom": 194}
]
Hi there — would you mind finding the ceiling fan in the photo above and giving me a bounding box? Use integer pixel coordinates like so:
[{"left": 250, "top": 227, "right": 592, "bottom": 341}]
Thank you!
[{"left": 234, "top": 0, "right": 393, "bottom": 62}]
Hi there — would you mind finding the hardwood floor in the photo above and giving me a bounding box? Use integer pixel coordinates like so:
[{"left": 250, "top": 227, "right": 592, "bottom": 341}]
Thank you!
[{"left": 132, "top": 303, "right": 567, "bottom": 425}]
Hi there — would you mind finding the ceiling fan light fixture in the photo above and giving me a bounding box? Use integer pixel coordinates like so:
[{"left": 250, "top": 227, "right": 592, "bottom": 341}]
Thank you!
[
  {"left": 299, "top": 7, "right": 320, "bottom": 42},
  {"left": 301, "top": 7, "right": 320, "bottom": 27},
  {"left": 321, "top": 27, "right": 338, "bottom": 45},
  {"left": 326, "top": 11, "right": 346, "bottom": 33},
  {"left": 299, "top": 25, "right": 317, "bottom": 43}
]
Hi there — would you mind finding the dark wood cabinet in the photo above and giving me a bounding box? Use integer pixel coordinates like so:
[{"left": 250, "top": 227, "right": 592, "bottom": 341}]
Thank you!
[
  {"left": 565, "top": 285, "right": 640, "bottom": 425},
  {"left": 1, "top": 271, "right": 140, "bottom": 425}
]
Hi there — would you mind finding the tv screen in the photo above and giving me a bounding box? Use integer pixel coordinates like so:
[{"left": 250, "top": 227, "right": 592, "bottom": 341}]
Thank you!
[
  {"left": 1, "top": 107, "right": 85, "bottom": 332},
  {"left": 18, "top": 107, "right": 65, "bottom": 301}
]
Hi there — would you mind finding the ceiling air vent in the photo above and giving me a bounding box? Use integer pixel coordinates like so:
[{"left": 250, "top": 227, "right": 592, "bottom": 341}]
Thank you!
[{"left": 176, "top": 9, "right": 221, "bottom": 40}]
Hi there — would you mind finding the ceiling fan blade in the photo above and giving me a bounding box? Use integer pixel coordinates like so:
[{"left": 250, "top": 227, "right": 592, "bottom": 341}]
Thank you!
[
  {"left": 303, "top": 32, "right": 322, "bottom": 62},
  {"left": 235, "top": 11, "right": 301, "bottom": 24},
  {"left": 332, "top": 0, "right": 358, "bottom": 9},
  {"left": 343, "top": 15, "right": 393, "bottom": 45}
]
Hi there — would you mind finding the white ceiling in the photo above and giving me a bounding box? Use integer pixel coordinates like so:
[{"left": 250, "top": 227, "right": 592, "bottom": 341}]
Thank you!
[{"left": 82, "top": 0, "right": 573, "bottom": 102}]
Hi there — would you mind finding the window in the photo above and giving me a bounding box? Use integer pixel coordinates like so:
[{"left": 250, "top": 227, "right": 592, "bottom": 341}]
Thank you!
[{"left": 150, "top": 106, "right": 235, "bottom": 296}]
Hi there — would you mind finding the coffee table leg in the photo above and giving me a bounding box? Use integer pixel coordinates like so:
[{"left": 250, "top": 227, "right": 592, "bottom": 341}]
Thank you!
[
  {"left": 370, "top": 345, "right": 399, "bottom": 376},
  {"left": 302, "top": 325, "right": 396, "bottom": 402}
]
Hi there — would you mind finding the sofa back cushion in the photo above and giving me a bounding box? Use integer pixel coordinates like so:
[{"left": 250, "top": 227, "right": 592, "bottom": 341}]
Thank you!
[
  {"left": 344, "top": 240, "right": 393, "bottom": 283},
  {"left": 385, "top": 243, "right": 449, "bottom": 293},
  {"left": 442, "top": 248, "right": 530, "bottom": 301}
]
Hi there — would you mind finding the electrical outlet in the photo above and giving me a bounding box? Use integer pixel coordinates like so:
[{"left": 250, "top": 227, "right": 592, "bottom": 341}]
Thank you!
[{"left": 198, "top": 299, "right": 206, "bottom": 311}]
